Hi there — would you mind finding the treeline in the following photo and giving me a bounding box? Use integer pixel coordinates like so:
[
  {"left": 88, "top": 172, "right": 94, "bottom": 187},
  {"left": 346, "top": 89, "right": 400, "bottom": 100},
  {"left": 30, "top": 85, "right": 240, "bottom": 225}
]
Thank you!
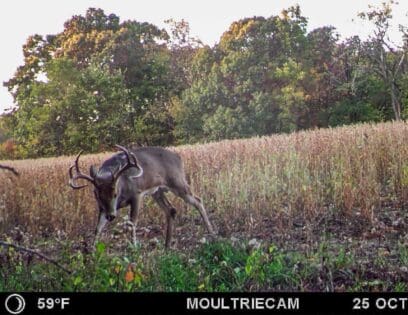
[{"left": 1, "top": 3, "right": 407, "bottom": 158}]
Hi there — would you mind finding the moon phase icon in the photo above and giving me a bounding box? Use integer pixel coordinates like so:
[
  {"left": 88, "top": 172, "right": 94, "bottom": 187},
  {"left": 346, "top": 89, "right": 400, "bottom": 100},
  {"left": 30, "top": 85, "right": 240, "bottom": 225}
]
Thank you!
[{"left": 5, "top": 294, "right": 26, "bottom": 314}]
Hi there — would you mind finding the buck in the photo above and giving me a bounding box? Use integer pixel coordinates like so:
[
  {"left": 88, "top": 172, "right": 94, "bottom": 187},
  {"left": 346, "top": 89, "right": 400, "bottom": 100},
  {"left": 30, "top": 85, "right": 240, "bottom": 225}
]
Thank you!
[{"left": 69, "top": 145, "right": 216, "bottom": 247}]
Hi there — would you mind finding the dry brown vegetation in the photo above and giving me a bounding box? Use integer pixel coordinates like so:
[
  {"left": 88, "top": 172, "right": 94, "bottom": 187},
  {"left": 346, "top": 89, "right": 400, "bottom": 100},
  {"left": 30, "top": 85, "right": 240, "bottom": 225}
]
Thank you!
[
  {"left": 0, "top": 121, "right": 407, "bottom": 247},
  {"left": 1, "top": 121, "right": 408, "bottom": 291}
]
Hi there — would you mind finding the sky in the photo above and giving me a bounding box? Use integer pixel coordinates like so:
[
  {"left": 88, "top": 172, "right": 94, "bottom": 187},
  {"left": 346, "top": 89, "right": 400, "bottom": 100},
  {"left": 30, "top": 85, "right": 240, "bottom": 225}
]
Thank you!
[{"left": 1, "top": 0, "right": 408, "bottom": 113}]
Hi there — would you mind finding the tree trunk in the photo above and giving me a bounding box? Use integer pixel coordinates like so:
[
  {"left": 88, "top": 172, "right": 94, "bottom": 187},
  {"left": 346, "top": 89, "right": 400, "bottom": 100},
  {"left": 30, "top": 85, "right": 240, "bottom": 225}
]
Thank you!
[{"left": 390, "top": 82, "right": 401, "bottom": 121}]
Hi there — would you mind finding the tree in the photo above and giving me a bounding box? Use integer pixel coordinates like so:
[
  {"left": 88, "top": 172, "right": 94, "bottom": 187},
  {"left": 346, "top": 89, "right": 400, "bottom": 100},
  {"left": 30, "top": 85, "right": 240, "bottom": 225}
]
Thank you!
[
  {"left": 8, "top": 58, "right": 134, "bottom": 157},
  {"left": 4, "top": 8, "right": 175, "bottom": 156},
  {"left": 176, "top": 6, "right": 309, "bottom": 142},
  {"left": 53, "top": 8, "right": 120, "bottom": 68},
  {"left": 165, "top": 18, "right": 202, "bottom": 94},
  {"left": 358, "top": 0, "right": 407, "bottom": 120}
]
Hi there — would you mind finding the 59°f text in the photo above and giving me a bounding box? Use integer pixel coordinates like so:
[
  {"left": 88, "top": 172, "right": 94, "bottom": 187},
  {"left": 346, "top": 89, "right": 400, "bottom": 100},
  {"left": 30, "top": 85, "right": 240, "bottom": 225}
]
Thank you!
[
  {"left": 37, "top": 297, "right": 70, "bottom": 310},
  {"left": 187, "top": 297, "right": 299, "bottom": 311}
]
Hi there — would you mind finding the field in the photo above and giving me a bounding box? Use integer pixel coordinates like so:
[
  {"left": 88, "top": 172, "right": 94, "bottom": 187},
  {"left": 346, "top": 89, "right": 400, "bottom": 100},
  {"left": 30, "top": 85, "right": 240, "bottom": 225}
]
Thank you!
[{"left": 0, "top": 121, "right": 408, "bottom": 291}]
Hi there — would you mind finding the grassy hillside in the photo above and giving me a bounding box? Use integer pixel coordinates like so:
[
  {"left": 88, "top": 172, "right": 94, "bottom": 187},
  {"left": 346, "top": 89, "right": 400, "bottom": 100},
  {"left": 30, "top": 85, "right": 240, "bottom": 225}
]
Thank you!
[{"left": 0, "top": 121, "right": 407, "bottom": 291}]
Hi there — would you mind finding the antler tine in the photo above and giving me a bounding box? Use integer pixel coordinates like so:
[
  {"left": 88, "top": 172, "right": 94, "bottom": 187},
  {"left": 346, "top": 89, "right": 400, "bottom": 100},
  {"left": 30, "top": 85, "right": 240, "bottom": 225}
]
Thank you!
[
  {"left": 73, "top": 150, "right": 83, "bottom": 172},
  {"left": 68, "top": 151, "right": 95, "bottom": 189},
  {"left": 68, "top": 165, "right": 88, "bottom": 189},
  {"left": 115, "top": 145, "right": 138, "bottom": 164},
  {"left": 114, "top": 144, "right": 141, "bottom": 180}
]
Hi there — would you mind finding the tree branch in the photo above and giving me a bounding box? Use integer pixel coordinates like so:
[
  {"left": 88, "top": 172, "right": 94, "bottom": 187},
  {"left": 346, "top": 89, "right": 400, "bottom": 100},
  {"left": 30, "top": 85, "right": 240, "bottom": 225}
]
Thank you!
[
  {"left": 0, "top": 165, "right": 19, "bottom": 176},
  {"left": 0, "top": 240, "right": 72, "bottom": 274},
  {"left": 395, "top": 51, "right": 406, "bottom": 75}
]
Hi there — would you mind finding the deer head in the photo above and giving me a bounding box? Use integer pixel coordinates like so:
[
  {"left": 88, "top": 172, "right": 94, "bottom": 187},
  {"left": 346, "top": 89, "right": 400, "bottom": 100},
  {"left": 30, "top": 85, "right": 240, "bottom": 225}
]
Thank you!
[{"left": 69, "top": 145, "right": 143, "bottom": 222}]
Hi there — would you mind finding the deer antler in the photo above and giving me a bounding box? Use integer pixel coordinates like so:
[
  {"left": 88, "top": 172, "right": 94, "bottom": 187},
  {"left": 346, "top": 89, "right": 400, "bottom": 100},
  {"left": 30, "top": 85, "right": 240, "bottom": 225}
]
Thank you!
[
  {"left": 69, "top": 151, "right": 96, "bottom": 189},
  {"left": 114, "top": 145, "right": 142, "bottom": 180}
]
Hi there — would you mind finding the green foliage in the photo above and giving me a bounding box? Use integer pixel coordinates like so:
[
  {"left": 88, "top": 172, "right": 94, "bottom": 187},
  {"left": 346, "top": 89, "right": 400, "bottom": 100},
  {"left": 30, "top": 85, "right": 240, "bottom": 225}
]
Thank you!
[
  {"left": 4, "top": 8, "right": 174, "bottom": 157},
  {"left": 195, "top": 241, "right": 248, "bottom": 291},
  {"left": 358, "top": 1, "right": 405, "bottom": 121},
  {"left": 329, "top": 100, "right": 383, "bottom": 126},
  {"left": 10, "top": 58, "right": 136, "bottom": 157},
  {"left": 2, "top": 4, "right": 407, "bottom": 156},
  {"left": 174, "top": 6, "right": 392, "bottom": 142},
  {"left": 175, "top": 8, "right": 308, "bottom": 142},
  {"left": 147, "top": 253, "right": 197, "bottom": 291},
  {"left": 1, "top": 236, "right": 406, "bottom": 292}
]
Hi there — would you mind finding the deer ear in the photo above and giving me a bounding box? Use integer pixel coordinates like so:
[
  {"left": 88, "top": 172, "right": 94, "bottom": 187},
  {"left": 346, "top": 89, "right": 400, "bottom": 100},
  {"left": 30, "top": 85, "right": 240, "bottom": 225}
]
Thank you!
[{"left": 90, "top": 165, "right": 98, "bottom": 178}]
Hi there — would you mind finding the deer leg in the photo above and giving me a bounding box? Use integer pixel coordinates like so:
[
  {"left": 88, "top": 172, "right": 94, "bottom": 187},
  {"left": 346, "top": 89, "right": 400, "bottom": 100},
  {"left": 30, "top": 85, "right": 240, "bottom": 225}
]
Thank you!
[
  {"left": 129, "top": 196, "right": 142, "bottom": 246},
  {"left": 186, "top": 194, "right": 216, "bottom": 236},
  {"left": 94, "top": 211, "right": 108, "bottom": 247},
  {"left": 152, "top": 190, "right": 176, "bottom": 249},
  {"left": 173, "top": 186, "right": 216, "bottom": 236}
]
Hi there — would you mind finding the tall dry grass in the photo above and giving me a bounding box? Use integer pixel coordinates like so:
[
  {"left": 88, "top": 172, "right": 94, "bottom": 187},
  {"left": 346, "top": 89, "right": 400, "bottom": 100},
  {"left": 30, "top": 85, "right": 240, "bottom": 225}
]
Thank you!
[{"left": 0, "top": 121, "right": 407, "bottom": 240}]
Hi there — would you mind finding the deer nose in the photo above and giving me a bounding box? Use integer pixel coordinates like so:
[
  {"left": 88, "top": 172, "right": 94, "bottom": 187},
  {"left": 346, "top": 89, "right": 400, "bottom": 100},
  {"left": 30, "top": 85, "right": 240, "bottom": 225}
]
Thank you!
[{"left": 106, "top": 214, "right": 116, "bottom": 222}]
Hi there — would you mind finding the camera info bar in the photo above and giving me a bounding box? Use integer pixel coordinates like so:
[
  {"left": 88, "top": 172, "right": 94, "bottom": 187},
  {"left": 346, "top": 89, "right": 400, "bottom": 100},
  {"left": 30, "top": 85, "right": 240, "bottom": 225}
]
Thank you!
[{"left": 1, "top": 292, "right": 407, "bottom": 315}]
